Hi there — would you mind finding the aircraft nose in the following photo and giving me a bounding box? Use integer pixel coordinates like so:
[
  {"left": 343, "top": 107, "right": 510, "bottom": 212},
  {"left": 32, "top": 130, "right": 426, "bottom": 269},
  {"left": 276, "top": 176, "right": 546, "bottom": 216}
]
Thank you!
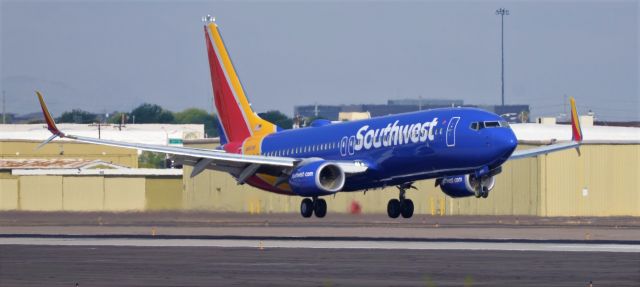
[{"left": 493, "top": 128, "right": 518, "bottom": 157}]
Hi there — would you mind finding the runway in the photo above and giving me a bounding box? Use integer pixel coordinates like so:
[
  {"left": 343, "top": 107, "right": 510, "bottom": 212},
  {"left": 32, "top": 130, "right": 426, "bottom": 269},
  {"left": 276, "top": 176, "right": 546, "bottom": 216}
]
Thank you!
[
  {"left": 2, "top": 236, "right": 640, "bottom": 253},
  {"left": 1, "top": 243, "right": 639, "bottom": 287},
  {"left": 1, "top": 212, "right": 639, "bottom": 286}
]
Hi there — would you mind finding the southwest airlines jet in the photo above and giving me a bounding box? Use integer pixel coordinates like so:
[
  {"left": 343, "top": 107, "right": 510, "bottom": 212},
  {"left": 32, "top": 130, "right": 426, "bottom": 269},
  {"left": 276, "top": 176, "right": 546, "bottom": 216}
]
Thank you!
[{"left": 36, "top": 16, "right": 583, "bottom": 218}]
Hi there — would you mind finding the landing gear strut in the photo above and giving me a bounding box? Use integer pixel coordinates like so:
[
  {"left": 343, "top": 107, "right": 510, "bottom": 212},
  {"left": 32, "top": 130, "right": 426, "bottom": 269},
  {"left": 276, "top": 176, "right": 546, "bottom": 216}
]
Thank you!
[
  {"left": 387, "top": 183, "right": 415, "bottom": 219},
  {"left": 300, "top": 197, "right": 327, "bottom": 218}
]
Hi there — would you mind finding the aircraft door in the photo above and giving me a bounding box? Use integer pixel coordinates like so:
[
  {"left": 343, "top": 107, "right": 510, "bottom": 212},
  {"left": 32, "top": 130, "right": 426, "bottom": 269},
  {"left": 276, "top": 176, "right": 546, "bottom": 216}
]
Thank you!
[
  {"left": 348, "top": 136, "right": 355, "bottom": 155},
  {"left": 340, "top": 136, "right": 348, "bottom": 156},
  {"left": 446, "top": 117, "right": 460, "bottom": 147}
]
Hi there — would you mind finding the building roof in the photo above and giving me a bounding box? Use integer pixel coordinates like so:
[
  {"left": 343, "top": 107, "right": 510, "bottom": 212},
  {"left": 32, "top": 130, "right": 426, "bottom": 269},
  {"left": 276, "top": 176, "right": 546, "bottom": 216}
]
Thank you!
[
  {"left": 0, "top": 124, "right": 204, "bottom": 146},
  {"left": 511, "top": 123, "right": 640, "bottom": 143},
  {"left": 0, "top": 158, "right": 182, "bottom": 176},
  {"left": 11, "top": 168, "right": 182, "bottom": 176},
  {"left": 0, "top": 159, "right": 124, "bottom": 170}
]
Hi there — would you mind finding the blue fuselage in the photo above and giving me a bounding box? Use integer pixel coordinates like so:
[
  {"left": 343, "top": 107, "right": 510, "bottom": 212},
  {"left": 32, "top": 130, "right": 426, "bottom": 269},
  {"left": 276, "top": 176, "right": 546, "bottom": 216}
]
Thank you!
[{"left": 258, "top": 107, "right": 517, "bottom": 192}]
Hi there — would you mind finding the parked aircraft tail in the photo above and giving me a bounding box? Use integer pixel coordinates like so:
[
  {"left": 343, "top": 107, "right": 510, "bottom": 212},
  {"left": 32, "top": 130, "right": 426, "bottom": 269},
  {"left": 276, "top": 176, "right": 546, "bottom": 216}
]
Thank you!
[{"left": 569, "top": 97, "right": 583, "bottom": 142}]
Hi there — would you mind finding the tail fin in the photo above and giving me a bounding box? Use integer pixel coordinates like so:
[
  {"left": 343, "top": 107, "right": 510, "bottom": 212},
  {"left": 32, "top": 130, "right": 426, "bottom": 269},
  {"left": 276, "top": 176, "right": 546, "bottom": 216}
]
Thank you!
[
  {"left": 36, "top": 91, "right": 63, "bottom": 137},
  {"left": 569, "top": 97, "right": 583, "bottom": 142},
  {"left": 203, "top": 18, "right": 277, "bottom": 143},
  {"left": 35, "top": 91, "right": 64, "bottom": 150}
]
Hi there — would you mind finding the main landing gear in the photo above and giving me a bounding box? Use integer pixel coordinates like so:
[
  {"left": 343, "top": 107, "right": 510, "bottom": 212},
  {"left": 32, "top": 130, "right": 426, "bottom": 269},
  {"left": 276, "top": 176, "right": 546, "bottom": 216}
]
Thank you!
[
  {"left": 300, "top": 197, "right": 327, "bottom": 218},
  {"left": 387, "top": 183, "right": 415, "bottom": 219}
]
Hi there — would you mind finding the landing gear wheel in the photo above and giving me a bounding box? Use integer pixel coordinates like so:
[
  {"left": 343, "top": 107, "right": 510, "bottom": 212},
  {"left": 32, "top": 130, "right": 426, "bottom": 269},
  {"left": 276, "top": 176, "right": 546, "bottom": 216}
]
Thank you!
[
  {"left": 300, "top": 198, "right": 314, "bottom": 218},
  {"left": 481, "top": 187, "right": 489, "bottom": 198},
  {"left": 401, "top": 199, "right": 414, "bottom": 218},
  {"left": 474, "top": 189, "right": 482, "bottom": 198},
  {"left": 314, "top": 198, "right": 327, "bottom": 218},
  {"left": 387, "top": 199, "right": 401, "bottom": 218}
]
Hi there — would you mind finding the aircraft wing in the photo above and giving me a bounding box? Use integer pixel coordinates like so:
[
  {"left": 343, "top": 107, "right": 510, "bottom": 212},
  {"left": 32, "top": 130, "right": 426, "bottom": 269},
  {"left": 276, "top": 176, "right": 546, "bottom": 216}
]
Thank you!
[
  {"left": 508, "top": 141, "right": 580, "bottom": 160},
  {"left": 35, "top": 92, "right": 368, "bottom": 181},
  {"left": 36, "top": 91, "right": 297, "bottom": 167},
  {"left": 508, "top": 96, "right": 583, "bottom": 161}
]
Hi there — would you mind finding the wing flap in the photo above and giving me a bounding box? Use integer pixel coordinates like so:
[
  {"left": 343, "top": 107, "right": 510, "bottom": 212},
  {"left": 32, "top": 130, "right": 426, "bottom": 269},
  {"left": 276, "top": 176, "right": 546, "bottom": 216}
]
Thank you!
[{"left": 65, "top": 134, "right": 296, "bottom": 167}]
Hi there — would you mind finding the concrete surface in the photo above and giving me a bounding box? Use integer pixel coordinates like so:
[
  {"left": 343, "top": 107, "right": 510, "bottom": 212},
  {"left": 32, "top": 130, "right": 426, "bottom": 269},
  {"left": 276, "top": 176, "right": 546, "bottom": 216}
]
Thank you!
[
  {"left": 1, "top": 212, "right": 639, "bottom": 286},
  {"left": 1, "top": 245, "right": 638, "bottom": 287}
]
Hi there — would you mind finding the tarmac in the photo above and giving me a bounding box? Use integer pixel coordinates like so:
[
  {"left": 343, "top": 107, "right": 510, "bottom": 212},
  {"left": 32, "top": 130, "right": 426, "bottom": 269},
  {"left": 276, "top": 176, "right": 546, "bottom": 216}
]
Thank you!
[{"left": 1, "top": 212, "right": 639, "bottom": 286}]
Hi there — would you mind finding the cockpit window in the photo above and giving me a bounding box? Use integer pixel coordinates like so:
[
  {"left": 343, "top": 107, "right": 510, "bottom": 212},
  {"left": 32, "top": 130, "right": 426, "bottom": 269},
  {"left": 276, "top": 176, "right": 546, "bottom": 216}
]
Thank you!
[
  {"left": 471, "top": 120, "right": 510, "bottom": 131},
  {"left": 483, "top": 121, "right": 501, "bottom": 128}
]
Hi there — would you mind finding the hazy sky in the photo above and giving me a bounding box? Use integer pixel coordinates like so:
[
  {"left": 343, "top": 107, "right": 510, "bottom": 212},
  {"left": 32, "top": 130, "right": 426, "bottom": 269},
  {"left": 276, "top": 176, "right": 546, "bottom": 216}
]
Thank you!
[{"left": 1, "top": 0, "right": 638, "bottom": 121}]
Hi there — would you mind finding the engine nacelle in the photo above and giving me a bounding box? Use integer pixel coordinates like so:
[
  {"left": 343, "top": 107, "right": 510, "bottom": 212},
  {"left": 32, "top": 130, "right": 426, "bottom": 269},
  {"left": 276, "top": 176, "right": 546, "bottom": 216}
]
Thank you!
[
  {"left": 438, "top": 174, "right": 496, "bottom": 198},
  {"left": 289, "top": 160, "right": 345, "bottom": 197}
]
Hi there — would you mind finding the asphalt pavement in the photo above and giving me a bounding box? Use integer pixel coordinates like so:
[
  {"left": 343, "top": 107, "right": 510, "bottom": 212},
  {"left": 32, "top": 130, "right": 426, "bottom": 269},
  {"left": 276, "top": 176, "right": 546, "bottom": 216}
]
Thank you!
[{"left": 1, "top": 212, "right": 638, "bottom": 286}]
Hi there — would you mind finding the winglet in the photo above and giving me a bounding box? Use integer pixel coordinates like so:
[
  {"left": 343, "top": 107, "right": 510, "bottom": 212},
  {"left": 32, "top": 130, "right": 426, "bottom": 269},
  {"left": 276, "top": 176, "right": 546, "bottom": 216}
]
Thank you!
[
  {"left": 35, "top": 91, "right": 64, "bottom": 142},
  {"left": 569, "top": 97, "right": 583, "bottom": 142}
]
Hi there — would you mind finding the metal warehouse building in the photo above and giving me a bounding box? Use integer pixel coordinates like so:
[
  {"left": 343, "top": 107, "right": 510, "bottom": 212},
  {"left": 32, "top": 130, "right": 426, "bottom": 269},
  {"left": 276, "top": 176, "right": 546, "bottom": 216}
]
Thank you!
[
  {"left": 1, "top": 123, "right": 638, "bottom": 216},
  {"left": 0, "top": 124, "right": 199, "bottom": 211},
  {"left": 0, "top": 159, "right": 182, "bottom": 211},
  {"left": 181, "top": 123, "right": 639, "bottom": 216}
]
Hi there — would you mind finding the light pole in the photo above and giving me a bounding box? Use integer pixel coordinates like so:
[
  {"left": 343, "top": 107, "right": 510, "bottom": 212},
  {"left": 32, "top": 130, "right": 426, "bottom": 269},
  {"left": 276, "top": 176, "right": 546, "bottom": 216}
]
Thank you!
[{"left": 496, "top": 8, "right": 509, "bottom": 106}]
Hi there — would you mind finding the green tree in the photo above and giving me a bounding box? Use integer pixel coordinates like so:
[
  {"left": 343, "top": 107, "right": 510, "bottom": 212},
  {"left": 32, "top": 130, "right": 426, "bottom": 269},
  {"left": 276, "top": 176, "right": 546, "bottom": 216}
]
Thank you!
[
  {"left": 174, "top": 108, "right": 219, "bottom": 137},
  {"left": 258, "top": 110, "right": 293, "bottom": 129},
  {"left": 138, "top": 151, "right": 166, "bottom": 168},
  {"left": 0, "top": 113, "right": 15, "bottom": 124},
  {"left": 174, "top": 108, "right": 209, "bottom": 123},
  {"left": 130, "top": 103, "right": 174, "bottom": 123},
  {"left": 57, "top": 109, "right": 98, "bottom": 123},
  {"left": 107, "top": 112, "right": 129, "bottom": 125}
]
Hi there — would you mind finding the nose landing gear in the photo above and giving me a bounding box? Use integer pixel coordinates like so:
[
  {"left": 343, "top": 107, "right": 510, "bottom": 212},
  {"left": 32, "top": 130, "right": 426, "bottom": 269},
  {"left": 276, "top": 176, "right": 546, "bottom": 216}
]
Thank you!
[
  {"left": 300, "top": 197, "right": 327, "bottom": 218},
  {"left": 474, "top": 186, "right": 490, "bottom": 198},
  {"left": 387, "top": 183, "right": 415, "bottom": 219}
]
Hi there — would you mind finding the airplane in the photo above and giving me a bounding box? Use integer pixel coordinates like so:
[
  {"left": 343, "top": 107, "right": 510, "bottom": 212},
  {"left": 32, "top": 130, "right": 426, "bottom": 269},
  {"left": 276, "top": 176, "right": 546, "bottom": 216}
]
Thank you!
[{"left": 36, "top": 16, "right": 583, "bottom": 219}]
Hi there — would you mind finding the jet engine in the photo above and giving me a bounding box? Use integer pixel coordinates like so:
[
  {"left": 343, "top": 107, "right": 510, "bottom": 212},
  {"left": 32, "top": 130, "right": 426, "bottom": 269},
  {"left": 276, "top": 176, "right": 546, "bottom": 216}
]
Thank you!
[
  {"left": 288, "top": 160, "right": 345, "bottom": 197},
  {"left": 437, "top": 174, "right": 495, "bottom": 198}
]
